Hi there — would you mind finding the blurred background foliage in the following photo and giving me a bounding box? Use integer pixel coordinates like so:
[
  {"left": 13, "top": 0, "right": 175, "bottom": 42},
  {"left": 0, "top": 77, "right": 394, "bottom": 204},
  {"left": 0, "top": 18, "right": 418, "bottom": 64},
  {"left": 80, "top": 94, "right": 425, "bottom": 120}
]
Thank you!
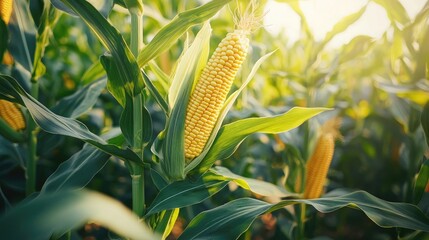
[{"left": 1, "top": 0, "right": 428, "bottom": 239}]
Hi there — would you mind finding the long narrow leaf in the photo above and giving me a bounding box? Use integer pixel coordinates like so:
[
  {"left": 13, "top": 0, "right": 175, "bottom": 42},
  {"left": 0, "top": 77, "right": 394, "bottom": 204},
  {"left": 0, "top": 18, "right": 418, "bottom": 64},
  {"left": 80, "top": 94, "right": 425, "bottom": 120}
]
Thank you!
[
  {"left": 51, "top": 78, "right": 107, "bottom": 118},
  {"left": 50, "top": 0, "right": 114, "bottom": 17},
  {"left": 143, "top": 71, "right": 169, "bottom": 115},
  {"left": 145, "top": 172, "right": 228, "bottom": 216},
  {"left": 137, "top": 0, "right": 232, "bottom": 67},
  {"left": 413, "top": 160, "right": 429, "bottom": 203},
  {"left": 422, "top": 101, "right": 429, "bottom": 147},
  {"left": 199, "top": 107, "right": 329, "bottom": 173},
  {"left": 179, "top": 198, "right": 271, "bottom": 240},
  {"left": 37, "top": 78, "right": 107, "bottom": 154},
  {"left": 32, "top": 0, "right": 60, "bottom": 81},
  {"left": 0, "top": 74, "right": 140, "bottom": 163},
  {"left": 53, "top": 0, "right": 143, "bottom": 106},
  {"left": 372, "top": 0, "right": 410, "bottom": 25},
  {"left": 8, "top": 0, "right": 36, "bottom": 72},
  {"left": 180, "top": 191, "right": 429, "bottom": 239},
  {"left": 211, "top": 166, "right": 297, "bottom": 198},
  {"left": 40, "top": 144, "right": 110, "bottom": 194},
  {"left": 321, "top": 6, "right": 366, "bottom": 48},
  {"left": 0, "top": 190, "right": 157, "bottom": 240}
]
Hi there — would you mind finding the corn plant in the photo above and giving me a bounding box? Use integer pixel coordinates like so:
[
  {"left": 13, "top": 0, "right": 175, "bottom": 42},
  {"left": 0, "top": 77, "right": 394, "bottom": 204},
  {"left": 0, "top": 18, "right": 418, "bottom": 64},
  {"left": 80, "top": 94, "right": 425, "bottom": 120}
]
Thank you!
[{"left": 0, "top": 0, "right": 428, "bottom": 239}]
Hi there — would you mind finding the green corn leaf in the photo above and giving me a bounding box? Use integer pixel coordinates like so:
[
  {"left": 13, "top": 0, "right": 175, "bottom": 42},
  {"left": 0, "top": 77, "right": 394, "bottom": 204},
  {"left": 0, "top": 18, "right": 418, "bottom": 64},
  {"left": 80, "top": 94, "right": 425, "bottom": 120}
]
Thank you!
[
  {"left": 8, "top": 0, "right": 36, "bottom": 73},
  {"left": 391, "top": 28, "right": 403, "bottom": 65},
  {"left": 414, "top": 27, "right": 429, "bottom": 83},
  {"left": 151, "top": 130, "right": 165, "bottom": 164},
  {"left": 120, "top": 95, "right": 136, "bottom": 148},
  {"left": 161, "top": 80, "right": 189, "bottom": 180},
  {"left": 147, "top": 61, "right": 170, "bottom": 98},
  {"left": 143, "top": 71, "right": 169, "bottom": 115},
  {"left": 40, "top": 144, "right": 110, "bottom": 194},
  {"left": 339, "top": 35, "right": 375, "bottom": 64},
  {"left": 137, "top": 0, "right": 232, "bottom": 67},
  {"left": 0, "top": 190, "right": 157, "bottom": 240},
  {"left": 155, "top": 208, "right": 180, "bottom": 240},
  {"left": 321, "top": 6, "right": 366, "bottom": 49},
  {"left": 160, "top": 22, "right": 211, "bottom": 181},
  {"left": 53, "top": 0, "right": 143, "bottom": 106},
  {"left": 149, "top": 208, "right": 180, "bottom": 240},
  {"left": 284, "top": 1, "right": 313, "bottom": 40},
  {"left": 180, "top": 190, "right": 429, "bottom": 239},
  {"left": 413, "top": 160, "right": 429, "bottom": 204},
  {"left": 0, "top": 135, "right": 22, "bottom": 172},
  {"left": 51, "top": 78, "right": 107, "bottom": 118},
  {"left": 119, "top": 93, "right": 152, "bottom": 150},
  {"left": 150, "top": 167, "right": 169, "bottom": 191},
  {"left": 168, "top": 22, "right": 211, "bottom": 108},
  {"left": 37, "top": 78, "right": 106, "bottom": 154},
  {"left": 39, "top": 129, "right": 125, "bottom": 194},
  {"left": 145, "top": 172, "right": 228, "bottom": 216},
  {"left": 0, "top": 74, "right": 140, "bottom": 163},
  {"left": 32, "top": 0, "right": 60, "bottom": 81},
  {"left": 211, "top": 166, "right": 298, "bottom": 198},
  {"left": 179, "top": 198, "right": 272, "bottom": 240},
  {"left": 422, "top": 101, "right": 429, "bottom": 147},
  {"left": 100, "top": 54, "right": 127, "bottom": 106},
  {"left": 372, "top": 0, "right": 410, "bottom": 25},
  {"left": 50, "top": 0, "right": 114, "bottom": 18},
  {"left": 197, "top": 107, "right": 329, "bottom": 174},
  {"left": 81, "top": 60, "right": 106, "bottom": 85}
]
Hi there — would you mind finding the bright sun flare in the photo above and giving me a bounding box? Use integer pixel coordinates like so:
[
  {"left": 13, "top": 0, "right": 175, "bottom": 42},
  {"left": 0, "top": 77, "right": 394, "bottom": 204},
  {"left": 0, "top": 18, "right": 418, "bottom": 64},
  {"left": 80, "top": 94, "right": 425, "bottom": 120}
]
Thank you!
[{"left": 264, "top": 0, "right": 427, "bottom": 47}]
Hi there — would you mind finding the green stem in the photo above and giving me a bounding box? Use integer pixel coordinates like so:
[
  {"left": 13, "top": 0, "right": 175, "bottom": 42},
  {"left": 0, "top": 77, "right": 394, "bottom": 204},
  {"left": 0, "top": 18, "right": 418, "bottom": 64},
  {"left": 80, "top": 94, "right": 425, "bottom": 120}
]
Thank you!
[
  {"left": 129, "top": 8, "right": 145, "bottom": 217},
  {"left": 26, "top": 80, "right": 39, "bottom": 196},
  {"left": 297, "top": 203, "right": 306, "bottom": 239},
  {"left": 131, "top": 167, "right": 144, "bottom": 216},
  {"left": 131, "top": 13, "right": 143, "bottom": 57}
]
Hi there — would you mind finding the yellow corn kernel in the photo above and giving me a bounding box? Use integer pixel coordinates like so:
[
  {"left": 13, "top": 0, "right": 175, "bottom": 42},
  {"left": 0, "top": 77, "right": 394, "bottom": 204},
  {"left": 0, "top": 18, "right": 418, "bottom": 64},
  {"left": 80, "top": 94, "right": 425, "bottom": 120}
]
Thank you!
[
  {"left": 0, "top": 100, "right": 26, "bottom": 131},
  {"left": 2, "top": 51, "right": 13, "bottom": 65},
  {"left": 184, "top": 31, "right": 249, "bottom": 160},
  {"left": 0, "top": 0, "right": 13, "bottom": 24},
  {"left": 304, "top": 118, "right": 341, "bottom": 199}
]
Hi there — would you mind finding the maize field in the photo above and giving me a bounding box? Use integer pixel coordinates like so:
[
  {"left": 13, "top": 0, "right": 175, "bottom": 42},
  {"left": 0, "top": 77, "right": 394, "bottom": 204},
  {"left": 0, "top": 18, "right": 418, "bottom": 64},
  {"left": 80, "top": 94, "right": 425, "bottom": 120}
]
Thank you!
[{"left": 0, "top": 0, "right": 429, "bottom": 239}]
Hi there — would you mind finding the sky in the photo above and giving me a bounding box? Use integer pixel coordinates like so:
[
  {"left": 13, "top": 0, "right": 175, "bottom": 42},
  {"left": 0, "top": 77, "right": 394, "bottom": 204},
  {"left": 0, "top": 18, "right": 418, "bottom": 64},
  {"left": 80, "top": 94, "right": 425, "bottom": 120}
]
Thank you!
[{"left": 264, "top": 0, "right": 427, "bottom": 47}]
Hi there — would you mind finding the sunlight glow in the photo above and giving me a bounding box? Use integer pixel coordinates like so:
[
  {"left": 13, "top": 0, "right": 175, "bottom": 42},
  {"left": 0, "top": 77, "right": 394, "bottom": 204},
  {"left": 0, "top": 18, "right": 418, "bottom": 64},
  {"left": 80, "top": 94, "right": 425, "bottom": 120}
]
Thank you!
[{"left": 264, "top": 0, "right": 426, "bottom": 47}]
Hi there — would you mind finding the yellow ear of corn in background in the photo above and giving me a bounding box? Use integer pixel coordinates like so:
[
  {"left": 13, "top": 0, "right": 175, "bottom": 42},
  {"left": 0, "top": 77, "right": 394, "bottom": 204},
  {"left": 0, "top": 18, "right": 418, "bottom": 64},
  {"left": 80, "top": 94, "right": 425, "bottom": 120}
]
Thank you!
[
  {"left": 184, "top": 1, "right": 260, "bottom": 161},
  {"left": 304, "top": 118, "right": 342, "bottom": 199},
  {"left": 0, "top": 100, "right": 26, "bottom": 131},
  {"left": 1, "top": 0, "right": 14, "bottom": 65},
  {"left": 0, "top": 2, "right": 21, "bottom": 130},
  {"left": 0, "top": 0, "right": 13, "bottom": 24}
]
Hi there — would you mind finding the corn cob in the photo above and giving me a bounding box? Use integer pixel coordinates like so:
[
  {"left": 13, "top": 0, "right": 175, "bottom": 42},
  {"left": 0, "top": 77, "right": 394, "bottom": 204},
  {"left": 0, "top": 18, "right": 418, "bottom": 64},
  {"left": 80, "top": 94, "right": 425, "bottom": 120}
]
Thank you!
[
  {"left": 1, "top": 0, "right": 14, "bottom": 65},
  {"left": 183, "top": 2, "right": 260, "bottom": 161},
  {"left": 1, "top": 1, "right": 24, "bottom": 131},
  {"left": 0, "top": 0, "right": 13, "bottom": 24},
  {"left": 304, "top": 118, "right": 341, "bottom": 199},
  {"left": 184, "top": 32, "right": 249, "bottom": 159},
  {"left": 0, "top": 100, "right": 26, "bottom": 131}
]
